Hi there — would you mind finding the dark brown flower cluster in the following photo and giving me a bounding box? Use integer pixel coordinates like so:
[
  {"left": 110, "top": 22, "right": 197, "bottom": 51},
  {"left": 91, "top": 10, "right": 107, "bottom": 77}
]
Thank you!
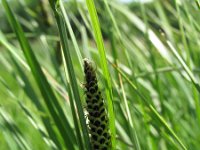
[{"left": 83, "top": 59, "right": 111, "bottom": 150}]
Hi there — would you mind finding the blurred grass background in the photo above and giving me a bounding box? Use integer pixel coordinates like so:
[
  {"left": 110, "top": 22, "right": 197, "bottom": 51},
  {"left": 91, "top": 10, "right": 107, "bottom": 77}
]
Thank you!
[{"left": 0, "top": 0, "right": 200, "bottom": 149}]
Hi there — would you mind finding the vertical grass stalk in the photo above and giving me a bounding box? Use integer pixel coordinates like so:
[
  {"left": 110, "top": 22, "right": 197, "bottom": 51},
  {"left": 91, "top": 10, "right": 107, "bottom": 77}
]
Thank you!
[{"left": 86, "top": 0, "right": 116, "bottom": 148}]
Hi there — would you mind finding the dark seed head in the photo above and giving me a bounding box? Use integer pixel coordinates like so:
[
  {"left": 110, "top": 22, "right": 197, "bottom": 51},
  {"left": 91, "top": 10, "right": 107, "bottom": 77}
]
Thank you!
[
  {"left": 101, "top": 124, "right": 105, "bottom": 130},
  {"left": 100, "top": 108, "right": 105, "bottom": 114},
  {"left": 87, "top": 93, "right": 91, "bottom": 99},
  {"left": 101, "top": 115, "right": 105, "bottom": 121},
  {"left": 91, "top": 127, "right": 96, "bottom": 132},
  {"left": 99, "top": 138, "right": 105, "bottom": 144},
  {"left": 87, "top": 104, "right": 92, "bottom": 109},
  {"left": 83, "top": 59, "right": 110, "bottom": 149},
  {"left": 96, "top": 95, "right": 99, "bottom": 100},
  {"left": 102, "top": 146, "right": 107, "bottom": 150},
  {"left": 103, "top": 132, "right": 108, "bottom": 138},
  {"left": 92, "top": 134, "right": 98, "bottom": 141},
  {"left": 89, "top": 88, "right": 96, "bottom": 94},
  {"left": 89, "top": 81, "right": 96, "bottom": 87},
  {"left": 94, "top": 120, "right": 100, "bottom": 126},
  {"left": 92, "top": 98, "right": 98, "bottom": 103},
  {"left": 93, "top": 112, "right": 100, "bottom": 117},
  {"left": 93, "top": 105, "right": 99, "bottom": 111},
  {"left": 93, "top": 144, "right": 99, "bottom": 149},
  {"left": 99, "top": 102, "right": 103, "bottom": 107},
  {"left": 97, "top": 128, "right": 103, "bottom": 135},
  {"left": 94, "top": 85, "right": 98, "bottom": 91}
]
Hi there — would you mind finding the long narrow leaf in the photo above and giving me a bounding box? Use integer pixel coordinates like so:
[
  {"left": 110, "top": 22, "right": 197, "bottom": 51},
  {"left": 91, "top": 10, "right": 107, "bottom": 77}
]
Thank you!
[
  {"left": 111, "top": 63, "right": 187, "bottom": 150},
  {"left": 86, "top": 0, "right": 116, "bottom": 148},
  {"left": 2, "top": 1, "right": 76, "bottom": 149},
  {"left": 48, "top": 0, "right": 91, "bottom": 149}
]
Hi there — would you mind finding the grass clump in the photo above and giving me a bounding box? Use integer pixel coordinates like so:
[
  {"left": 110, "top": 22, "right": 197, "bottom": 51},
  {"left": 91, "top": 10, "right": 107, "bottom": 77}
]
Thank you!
[{"left": 1, "top": 0, "right": 200, "bottom": 150}]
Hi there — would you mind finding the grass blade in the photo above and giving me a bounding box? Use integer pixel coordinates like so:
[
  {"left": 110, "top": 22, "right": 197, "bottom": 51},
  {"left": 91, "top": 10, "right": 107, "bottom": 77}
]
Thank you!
[
  {"left": 0, "top": 108, "right": 32, "bottom": 150},
  {"left": 111, "top": 63, "right": 187, "bottom": 150},
  {"left": 2, "top": 1, "right": 76, "bottom": 149},
  {"left": 86, "top": 0, "right": 116, "bottom": 148},
  {"left": 48, "top": 0, "right": 91, "bottom": 149},
  {"left": 167, "top": 41, "right": 200, "bottom": 92},
  {"left": 10, "top": 54, "right": 62, "bottom": 149}
]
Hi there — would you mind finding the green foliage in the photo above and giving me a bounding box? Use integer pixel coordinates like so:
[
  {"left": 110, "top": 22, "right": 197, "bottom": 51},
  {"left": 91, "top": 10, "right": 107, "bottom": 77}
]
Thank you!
[{"left": 0, "top": 0, "right": 200, "bottom": 150}]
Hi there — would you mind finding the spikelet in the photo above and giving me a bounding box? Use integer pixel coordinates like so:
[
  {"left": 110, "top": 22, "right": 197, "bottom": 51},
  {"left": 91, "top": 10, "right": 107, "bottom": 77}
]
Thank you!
[{"left": 83, "top": 58, "right": 111, "bottom": 150}]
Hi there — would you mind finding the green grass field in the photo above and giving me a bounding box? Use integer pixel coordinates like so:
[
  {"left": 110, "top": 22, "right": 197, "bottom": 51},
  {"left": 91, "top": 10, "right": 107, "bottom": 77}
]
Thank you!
[{"left": 0, "top": 0, "right": 200, "bottom": 149}]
